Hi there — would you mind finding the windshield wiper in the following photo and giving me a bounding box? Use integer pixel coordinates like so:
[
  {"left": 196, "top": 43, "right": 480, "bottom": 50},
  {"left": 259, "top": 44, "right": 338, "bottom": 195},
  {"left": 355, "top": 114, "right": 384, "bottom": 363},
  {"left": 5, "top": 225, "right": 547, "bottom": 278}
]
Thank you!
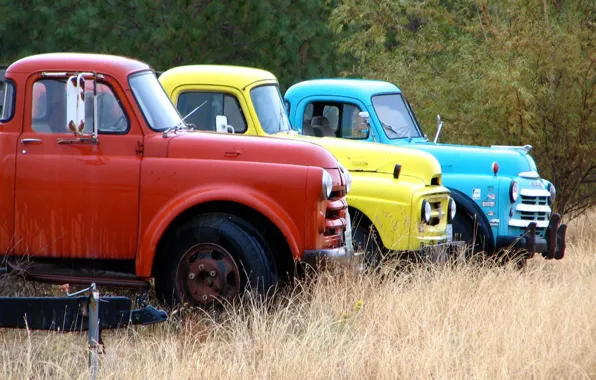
[
  {"left": 382, "top": 122, "right": 413, "bottom": 140},
  {"left": 162, "top": 100, "right": 207, "bottom": 137}
]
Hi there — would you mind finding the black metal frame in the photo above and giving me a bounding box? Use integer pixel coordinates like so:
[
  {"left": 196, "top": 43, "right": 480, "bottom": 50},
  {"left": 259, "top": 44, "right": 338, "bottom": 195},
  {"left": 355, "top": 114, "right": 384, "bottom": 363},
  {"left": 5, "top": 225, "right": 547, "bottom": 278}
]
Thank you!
[{"left": 0, "top": 283, "right": 168, "bottom": 380}]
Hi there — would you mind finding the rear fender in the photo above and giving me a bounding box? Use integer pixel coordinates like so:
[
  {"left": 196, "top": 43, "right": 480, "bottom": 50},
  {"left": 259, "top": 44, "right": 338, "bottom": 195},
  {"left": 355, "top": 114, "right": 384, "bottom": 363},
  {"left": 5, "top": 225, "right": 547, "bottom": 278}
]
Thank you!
[{"left": 136, "top": 186, "right": 301, "bottom": 277}]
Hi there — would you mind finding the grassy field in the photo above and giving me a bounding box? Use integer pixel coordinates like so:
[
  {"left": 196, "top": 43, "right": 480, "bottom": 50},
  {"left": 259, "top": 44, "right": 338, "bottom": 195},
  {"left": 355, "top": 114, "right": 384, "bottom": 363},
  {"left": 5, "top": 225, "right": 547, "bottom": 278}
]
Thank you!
[{"left": 1, "top": 214, "right": 595, "bottom": 380}]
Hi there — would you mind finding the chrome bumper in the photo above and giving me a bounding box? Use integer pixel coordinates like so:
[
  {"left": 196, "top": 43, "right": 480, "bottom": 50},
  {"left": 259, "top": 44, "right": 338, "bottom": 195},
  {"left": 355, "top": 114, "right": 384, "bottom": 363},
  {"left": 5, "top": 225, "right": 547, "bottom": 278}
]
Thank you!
[{"left": 302, "top": 247, "right": 364, "bottom": 269}]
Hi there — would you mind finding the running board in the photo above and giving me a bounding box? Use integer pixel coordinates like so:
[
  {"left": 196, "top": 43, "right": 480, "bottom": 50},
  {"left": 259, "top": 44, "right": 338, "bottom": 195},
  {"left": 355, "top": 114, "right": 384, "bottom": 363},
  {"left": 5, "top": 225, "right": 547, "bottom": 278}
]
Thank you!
[{"left": 5, "top": 260, "right": 150, "bottom": 290}]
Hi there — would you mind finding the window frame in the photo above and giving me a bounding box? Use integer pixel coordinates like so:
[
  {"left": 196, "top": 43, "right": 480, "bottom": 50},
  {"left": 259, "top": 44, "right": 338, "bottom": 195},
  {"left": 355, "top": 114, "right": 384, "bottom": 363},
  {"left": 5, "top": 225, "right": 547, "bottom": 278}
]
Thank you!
[
  {"left": 29, "top": 77, "right": 131, "bottom": 135},
  {"left": 0, "top": 79, "right": 16, "bottom": 122},
  {"left": 304, "top": 100, "right": 370, "bottom": 140}
]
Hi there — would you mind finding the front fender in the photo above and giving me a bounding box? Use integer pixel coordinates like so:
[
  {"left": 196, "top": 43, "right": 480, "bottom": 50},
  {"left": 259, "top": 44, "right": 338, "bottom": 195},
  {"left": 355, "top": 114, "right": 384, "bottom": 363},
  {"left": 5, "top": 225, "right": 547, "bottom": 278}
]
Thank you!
[
  {"left": 347, "top": 172, "right": 423, "bottom": 250},
  {"left": 135, "top": 185, "right": 302, "bottom": 277},
  {"left": 448, "top": 188, "right": 495, "bottom": 252}
]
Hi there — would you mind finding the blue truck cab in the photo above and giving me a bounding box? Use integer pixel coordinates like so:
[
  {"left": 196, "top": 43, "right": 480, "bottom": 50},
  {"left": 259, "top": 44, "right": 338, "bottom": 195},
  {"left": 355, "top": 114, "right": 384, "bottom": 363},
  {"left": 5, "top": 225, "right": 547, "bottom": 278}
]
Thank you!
[{"left": 284, "top": 79, "right": 567, "bottom": 261}]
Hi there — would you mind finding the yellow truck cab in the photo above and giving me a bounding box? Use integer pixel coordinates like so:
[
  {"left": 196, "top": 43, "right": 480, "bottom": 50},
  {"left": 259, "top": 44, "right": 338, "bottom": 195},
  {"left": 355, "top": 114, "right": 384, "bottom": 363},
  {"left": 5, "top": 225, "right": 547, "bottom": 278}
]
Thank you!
[{"left": 158, "top": 65, "right": 463, "bottom": 263}]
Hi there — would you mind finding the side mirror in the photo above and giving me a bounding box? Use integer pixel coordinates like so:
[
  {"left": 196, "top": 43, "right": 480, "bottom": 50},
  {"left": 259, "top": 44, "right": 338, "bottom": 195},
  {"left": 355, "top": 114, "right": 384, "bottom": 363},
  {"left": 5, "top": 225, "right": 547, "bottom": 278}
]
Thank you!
[
  {"left": 359, "top": 111, "right": 370, "bottom": 126},
  {"left": 215, "top": 115, "right": 235, "bottom": 134},
  {"left": 66, "top": 74, "right": 86, "bottom": 136},
  {"left": 433, "top": 114, "right": 444, "bottom": 143}
]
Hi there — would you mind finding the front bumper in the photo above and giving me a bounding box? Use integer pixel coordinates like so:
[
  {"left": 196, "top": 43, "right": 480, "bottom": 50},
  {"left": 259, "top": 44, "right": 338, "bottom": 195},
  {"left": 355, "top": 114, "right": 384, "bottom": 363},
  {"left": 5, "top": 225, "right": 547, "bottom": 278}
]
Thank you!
[
  {"left": 302, "top": 247, "right": 364, "bottom": 270},
  {"left": 495, "top": 213, "right": 567, "bottom": 260}
]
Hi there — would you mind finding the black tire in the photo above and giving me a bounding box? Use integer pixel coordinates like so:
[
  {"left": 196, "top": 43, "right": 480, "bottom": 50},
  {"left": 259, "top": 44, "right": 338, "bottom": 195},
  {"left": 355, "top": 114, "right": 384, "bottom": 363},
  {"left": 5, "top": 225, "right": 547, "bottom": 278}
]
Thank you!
[
  {"left": 350, "top": 209, "right": 383, "bottom": 269},
  {"left": 453, "top": 211, "right": 529, "bottom": 267},
  {"left": 452, "top": 212, "right": 492, "bottom": 260},
  {"left": 155, "top": 213, "right": 277, "bottom": 308}
]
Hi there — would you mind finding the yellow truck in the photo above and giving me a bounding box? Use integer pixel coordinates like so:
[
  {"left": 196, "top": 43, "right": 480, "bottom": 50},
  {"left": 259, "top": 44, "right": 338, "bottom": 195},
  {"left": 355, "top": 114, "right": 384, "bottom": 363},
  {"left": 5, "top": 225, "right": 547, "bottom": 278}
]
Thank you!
[{"left": 158, "top": 65, "right": 463, "bottom": 264}]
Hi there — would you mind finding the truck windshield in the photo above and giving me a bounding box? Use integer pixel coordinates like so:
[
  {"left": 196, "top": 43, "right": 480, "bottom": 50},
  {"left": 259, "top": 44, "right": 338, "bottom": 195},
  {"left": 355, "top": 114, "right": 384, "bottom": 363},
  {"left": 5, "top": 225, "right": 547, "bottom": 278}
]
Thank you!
[
  {"left": 129, "top": 71, "right": 184, "bottom": 131},
  {"left": 372, "top": 94, "right": 422, "bottom": 139},
  {"left": 250, "top": 84, "right": 294, "bottom": 134}
]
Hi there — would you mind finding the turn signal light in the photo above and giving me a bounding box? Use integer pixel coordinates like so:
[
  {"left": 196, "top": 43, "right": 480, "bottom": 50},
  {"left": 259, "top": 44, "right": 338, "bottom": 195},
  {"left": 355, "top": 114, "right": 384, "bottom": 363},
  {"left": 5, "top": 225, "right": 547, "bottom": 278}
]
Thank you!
[{"left": 491, "top": 162, "right": 499, "bottom": 176}]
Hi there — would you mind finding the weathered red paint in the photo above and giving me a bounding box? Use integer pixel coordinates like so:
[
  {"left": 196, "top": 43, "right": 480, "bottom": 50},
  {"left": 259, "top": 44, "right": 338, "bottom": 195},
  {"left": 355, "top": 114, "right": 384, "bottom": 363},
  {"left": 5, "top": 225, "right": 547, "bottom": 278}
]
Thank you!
[{"left": 0, "top": 53, "right": 348, "bottom": 280}]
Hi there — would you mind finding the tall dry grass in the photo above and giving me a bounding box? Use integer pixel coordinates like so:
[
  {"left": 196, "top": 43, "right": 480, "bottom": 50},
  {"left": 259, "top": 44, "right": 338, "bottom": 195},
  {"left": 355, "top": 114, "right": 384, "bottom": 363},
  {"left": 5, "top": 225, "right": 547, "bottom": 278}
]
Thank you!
[{"left": 1, "top": 213, "right": 595, "bottom": 380}]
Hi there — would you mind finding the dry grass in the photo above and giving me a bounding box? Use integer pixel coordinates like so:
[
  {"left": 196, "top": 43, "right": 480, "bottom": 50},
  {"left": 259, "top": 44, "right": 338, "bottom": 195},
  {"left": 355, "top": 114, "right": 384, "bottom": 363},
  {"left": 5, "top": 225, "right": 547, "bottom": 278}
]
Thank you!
[{"left": 1, "top": 213, "right": 596, "bottom": 380}]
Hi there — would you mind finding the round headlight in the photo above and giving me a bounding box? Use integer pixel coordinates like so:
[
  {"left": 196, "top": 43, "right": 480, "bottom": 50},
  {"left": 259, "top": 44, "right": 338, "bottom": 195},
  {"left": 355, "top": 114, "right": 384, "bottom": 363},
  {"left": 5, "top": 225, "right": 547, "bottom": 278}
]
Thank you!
[
  {"left": 448, "top": 197, "right": 456, "bottom": 222},
  {"left": 421, "top": 200, "right": 432, "bottom": 223},
  {"left": 344, "top": 167, "right": 352, "bottom": 194},
  {"left": 322, "top": 170, "right": 333, "bottom": 199},
  {"left": 548, "top": 183, "right": 556, "bottom": 205},
  {"left": 509, "top": 181, "right": 519, "bottom": 203}
]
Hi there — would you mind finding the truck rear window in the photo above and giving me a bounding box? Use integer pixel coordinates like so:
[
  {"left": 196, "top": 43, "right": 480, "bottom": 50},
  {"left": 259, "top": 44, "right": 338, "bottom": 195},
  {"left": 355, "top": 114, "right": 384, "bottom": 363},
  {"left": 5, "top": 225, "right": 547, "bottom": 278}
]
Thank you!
[{"left": 0, "top": 80, "right": 14, "bottom": 121}]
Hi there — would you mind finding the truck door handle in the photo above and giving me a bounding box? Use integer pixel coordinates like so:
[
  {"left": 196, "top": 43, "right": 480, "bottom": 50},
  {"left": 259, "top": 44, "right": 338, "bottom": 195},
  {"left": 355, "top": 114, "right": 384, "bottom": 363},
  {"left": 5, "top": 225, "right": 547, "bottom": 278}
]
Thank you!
[{"left": 21, "top": 138, "right": 42, "bottom": 144}]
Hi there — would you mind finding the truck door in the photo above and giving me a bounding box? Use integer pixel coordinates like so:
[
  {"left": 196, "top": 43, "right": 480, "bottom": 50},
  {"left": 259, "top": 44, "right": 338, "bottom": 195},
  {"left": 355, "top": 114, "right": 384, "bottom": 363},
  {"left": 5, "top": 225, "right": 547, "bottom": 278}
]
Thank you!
[{"left": 14, "top": 73, "right": 142, "bottom": 260}]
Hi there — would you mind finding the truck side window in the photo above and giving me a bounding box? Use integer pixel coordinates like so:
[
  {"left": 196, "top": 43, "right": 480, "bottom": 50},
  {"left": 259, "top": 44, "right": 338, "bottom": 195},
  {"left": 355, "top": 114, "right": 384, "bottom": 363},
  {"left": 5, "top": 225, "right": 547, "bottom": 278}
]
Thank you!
[
  {"left": 322, "top": 106, "right": 339, "bottom": 131},
  {"left": 83, "top": 82, "right": 129, "bottom": 134},
  {"left": 32, "top": 80, "right": 65, "bottom": 133},
  {"left": 31, "top": 79, "right": 128, "bottom": 134},
  {"left": 340, "top": 104, "right": 369, "bottom": 140},
  {"left": 303, "top": 103, "right": 314, "bottom": 126},
  {"left": 177, "top": 91, "right": 247, "bottom": 133},
  {"left": 302, "top": 101, "right": 368, "bottom": 139}
]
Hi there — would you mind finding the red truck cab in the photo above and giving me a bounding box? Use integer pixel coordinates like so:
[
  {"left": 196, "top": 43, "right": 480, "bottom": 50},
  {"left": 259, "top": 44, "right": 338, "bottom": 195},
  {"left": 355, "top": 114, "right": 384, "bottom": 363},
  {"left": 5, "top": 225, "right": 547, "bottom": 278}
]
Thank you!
[{"left": 0, "top": 53, "right": 355, "bottom": 307}]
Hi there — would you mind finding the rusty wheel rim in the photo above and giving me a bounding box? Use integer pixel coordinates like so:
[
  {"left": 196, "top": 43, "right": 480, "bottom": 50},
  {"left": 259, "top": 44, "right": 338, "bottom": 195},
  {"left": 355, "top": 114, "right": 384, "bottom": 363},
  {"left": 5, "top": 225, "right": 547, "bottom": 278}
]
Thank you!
[{"left": 175, "top": 243, "right": 241, "bottom": 306}]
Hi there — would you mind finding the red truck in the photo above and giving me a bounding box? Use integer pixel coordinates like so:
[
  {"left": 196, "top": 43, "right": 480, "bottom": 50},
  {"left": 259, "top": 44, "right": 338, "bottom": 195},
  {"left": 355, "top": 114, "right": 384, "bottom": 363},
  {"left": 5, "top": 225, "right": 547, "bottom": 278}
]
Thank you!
[{"left": 0, "top": 53, "right": 354, "bottom": 307}]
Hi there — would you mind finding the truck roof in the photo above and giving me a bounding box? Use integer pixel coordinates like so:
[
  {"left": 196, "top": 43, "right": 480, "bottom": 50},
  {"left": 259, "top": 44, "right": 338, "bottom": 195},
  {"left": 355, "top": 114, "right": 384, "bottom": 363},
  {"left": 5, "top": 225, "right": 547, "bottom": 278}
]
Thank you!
[
  {"left": 159, "top": 65, "right": 278, "bottom": 90},
  {"left": 6, "top": 53, "right": 151, "bottom": 78},
  {"left": 285, "top": 78, "right": 402, "bottom": 101}
]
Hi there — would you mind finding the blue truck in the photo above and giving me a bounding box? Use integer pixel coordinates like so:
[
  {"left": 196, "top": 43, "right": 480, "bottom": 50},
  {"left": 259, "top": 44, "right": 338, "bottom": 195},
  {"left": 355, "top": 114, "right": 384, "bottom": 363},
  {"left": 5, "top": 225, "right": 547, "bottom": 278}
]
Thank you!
[{"left": 284, "top": 79, "right": 566, "bottom": 262}]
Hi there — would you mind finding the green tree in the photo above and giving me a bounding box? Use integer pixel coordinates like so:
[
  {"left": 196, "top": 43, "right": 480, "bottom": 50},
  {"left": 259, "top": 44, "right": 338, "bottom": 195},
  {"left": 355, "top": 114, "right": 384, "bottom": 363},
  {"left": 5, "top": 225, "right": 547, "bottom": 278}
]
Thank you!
[
  {"left": 0, "top": 0, "right": 342, "bottom": 90},
  {"left": 330, "top": 0, "right": 596, "bottom": 220}
]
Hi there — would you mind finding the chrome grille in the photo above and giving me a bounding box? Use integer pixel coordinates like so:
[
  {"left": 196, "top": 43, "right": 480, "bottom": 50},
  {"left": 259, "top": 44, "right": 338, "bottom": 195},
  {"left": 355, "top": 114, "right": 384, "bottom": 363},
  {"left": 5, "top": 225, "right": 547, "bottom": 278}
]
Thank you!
[
  {"left": 509, "top": 189, "right": 551, "bottom": 238},
  {"left": 520, "top": 195, "right": 549, "bottom": 206}
]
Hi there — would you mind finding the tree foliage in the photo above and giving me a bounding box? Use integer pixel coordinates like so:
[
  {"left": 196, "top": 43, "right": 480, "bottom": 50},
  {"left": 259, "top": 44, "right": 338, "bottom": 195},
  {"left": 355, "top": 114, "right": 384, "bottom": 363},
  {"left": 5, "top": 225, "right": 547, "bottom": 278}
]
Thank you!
[
  {"left": 0, "top": 0, "right": 342, "bottom": 90},
  {"left": 331, "top": 0, "right": 595, "bottom": 220}
]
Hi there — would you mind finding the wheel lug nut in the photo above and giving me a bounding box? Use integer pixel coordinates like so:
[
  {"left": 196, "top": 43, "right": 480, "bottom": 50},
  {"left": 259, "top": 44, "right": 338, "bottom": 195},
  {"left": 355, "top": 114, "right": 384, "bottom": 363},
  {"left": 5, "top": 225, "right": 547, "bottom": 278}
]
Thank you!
[
  {"left": 198, "top": 264, "right": 204, "bottom": 270},
  {"left": 188, "top": 273, "right": 195, "bottom": 279},
  {"left": 202, "top": 295, "right": 208, "bottom": 301},
  {"left": 210, "top": 271, "right": 216, "bottom": 277}
]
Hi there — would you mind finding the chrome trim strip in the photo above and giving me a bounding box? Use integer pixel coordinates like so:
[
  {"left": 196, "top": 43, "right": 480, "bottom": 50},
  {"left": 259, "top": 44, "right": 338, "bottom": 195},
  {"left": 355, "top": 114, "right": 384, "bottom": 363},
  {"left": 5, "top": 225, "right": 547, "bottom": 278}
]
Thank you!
[
  {"left": 516, "top": 204, "right": 551, "bottom": 213},
  {"left": 520, "top": 188, "right": 551, "bottom": 197},
  {"left": 518, "top": 171, "right": 540, "bottom": 179},
  {"left": 509, "top": 219, "right": 549, "bottom": 228},
  {"left": 491, "top": 144, "right": 533, "bottom": 153}
]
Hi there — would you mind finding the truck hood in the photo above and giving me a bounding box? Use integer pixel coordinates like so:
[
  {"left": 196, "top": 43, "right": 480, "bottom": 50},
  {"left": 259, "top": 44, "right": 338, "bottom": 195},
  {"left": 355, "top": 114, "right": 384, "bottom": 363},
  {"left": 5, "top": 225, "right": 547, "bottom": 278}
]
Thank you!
[
  {"left": 166, "top": 131, "right": 341, "bottom": 169},
  {"left": 274, "top": 132, "right": 442, "bottom": 185},
  {"left": 405, "top": 139, "right": 538, "bottom": 177}
]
